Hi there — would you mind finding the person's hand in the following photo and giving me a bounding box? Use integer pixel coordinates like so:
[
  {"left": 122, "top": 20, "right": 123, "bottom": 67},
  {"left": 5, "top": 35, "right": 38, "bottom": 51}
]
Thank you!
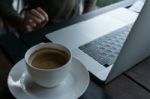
[{"left": 20, "top": 7, "right": 49, "bottom": 32}]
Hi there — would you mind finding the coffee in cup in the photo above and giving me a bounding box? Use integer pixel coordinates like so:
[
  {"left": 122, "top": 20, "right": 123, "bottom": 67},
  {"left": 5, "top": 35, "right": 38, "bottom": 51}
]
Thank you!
[{"left": 28, "top": 48, "right": 69, "bottom": 69}]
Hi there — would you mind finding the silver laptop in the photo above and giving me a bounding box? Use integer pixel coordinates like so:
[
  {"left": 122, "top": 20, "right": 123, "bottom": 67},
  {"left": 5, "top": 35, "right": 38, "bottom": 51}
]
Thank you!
[{"left": 46, "top": 0, "right": 150, "bottom": 83}]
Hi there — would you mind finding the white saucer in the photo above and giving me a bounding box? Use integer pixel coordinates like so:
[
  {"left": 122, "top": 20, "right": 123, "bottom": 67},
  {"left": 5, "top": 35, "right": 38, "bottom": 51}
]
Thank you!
[{"left": 7, "top": 57, "right": 89, "bottom": 99}]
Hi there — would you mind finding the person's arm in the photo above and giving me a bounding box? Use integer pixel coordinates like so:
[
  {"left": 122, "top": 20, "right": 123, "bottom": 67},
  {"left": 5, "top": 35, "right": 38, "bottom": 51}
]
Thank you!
[
  {"left": 0, "top": 0, "right": 49, "bottom": 33},
  {"left": 83, "top": 0, "right": 97, "bottom": 13},
  {"left": 0, "top": 0, "right": 23, "bottom": 27}
]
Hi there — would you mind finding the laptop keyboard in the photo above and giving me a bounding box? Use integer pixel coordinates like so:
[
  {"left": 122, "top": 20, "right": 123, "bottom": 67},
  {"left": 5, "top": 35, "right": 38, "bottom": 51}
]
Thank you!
[{"left": 79, "top": 24, "right": 133, "bottom": 67}]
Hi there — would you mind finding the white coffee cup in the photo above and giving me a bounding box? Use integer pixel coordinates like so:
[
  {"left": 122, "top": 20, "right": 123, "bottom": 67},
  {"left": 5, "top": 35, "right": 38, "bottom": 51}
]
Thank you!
[{"left": 25, "top": 43, "right": 72, "bottom": 88}]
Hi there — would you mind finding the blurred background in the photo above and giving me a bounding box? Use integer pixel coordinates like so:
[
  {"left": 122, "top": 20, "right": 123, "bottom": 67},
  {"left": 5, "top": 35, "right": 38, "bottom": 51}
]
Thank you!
[{"left": 96, "top": 0, "right": 123, "bottom": 7}]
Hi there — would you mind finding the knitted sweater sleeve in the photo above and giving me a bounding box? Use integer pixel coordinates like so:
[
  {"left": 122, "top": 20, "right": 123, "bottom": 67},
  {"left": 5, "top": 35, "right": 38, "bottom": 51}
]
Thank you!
[{"left": 0, "top": 0, "right": 23, "bottom": 26}]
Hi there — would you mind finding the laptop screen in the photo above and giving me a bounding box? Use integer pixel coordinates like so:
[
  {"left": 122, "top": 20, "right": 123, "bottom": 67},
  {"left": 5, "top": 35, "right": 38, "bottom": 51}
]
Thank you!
[{"left": 106, "top": 0, "right": 150, "bottom": 82}]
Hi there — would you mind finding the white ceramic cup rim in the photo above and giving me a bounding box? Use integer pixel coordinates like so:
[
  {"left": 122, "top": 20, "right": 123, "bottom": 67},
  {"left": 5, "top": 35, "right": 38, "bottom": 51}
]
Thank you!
[{"left": 25, "top": 43, "right": 72, "bottom": 71}]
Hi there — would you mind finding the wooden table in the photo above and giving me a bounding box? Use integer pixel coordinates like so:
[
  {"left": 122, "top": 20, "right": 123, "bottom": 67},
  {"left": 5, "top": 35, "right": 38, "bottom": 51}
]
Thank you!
[
  {"left": 0, "top": 6, "right": 150, "bottom": 99},
  {"left": 0, "top": 32, "right": 150, "bottom": 99}
]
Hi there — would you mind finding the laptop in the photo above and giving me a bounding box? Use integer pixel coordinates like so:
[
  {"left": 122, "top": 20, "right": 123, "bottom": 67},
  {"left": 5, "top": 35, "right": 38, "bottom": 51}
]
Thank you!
[{"left": 46, "top": 0, "right": 150, "bottom": 83}]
